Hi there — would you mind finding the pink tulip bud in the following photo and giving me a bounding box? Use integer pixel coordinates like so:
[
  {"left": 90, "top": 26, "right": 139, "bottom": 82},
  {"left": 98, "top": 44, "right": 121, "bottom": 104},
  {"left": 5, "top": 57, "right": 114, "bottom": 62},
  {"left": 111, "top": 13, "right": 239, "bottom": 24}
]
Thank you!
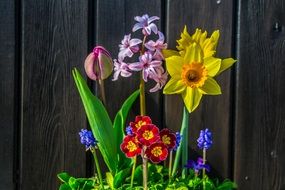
[{"left": 84, "top": 46, "right": 113, "bottom": 80}]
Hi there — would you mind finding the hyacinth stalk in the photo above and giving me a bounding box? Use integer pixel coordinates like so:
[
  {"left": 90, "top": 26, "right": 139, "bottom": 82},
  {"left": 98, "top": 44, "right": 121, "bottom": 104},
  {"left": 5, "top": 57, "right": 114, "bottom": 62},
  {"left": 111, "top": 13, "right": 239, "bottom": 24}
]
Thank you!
[
  {"left": 203, "top": 148, "right": 206, "bottom": 190},
  {"left": 91, "top": 147, "right": 104, "bottom": 189},
  {"left": 140, "top": 35, "right": 148, "bottom": 190}
]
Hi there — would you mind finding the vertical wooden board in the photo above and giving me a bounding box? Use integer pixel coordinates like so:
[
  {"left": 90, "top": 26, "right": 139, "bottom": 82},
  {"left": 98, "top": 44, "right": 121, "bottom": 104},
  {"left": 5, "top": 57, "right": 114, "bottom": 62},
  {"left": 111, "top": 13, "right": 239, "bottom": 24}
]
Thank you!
[
  {"left": 96, "top": 0, "right": 163, "bottom": 126},
  {"left": 21, "top": 0, "right": 88, "bottom": 189},
  {"left": 235, "top": 0, "right": 285, "bottom": 189},
  {"left": 0, "top": 0, "right": 15, "bottom": 189},
  {"left": 165, "top": 0, "right": 235, "bottom": 178}
]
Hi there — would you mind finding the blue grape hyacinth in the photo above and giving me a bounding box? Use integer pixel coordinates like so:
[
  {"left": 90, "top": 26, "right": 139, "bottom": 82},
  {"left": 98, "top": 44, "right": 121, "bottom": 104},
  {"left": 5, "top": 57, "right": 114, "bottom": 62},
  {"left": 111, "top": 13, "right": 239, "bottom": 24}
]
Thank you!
[
  {"left": 185, "top": 157, "right": 210, "bottom": 173},
  {"left": 173, "top": 132, "right": 182, "bottom": 151},
  {"left": 79, "top": 129, "right": 98, "bottom": 150},
  {"left": 197, "top": 128, "right": 213, "bottom": 150}
]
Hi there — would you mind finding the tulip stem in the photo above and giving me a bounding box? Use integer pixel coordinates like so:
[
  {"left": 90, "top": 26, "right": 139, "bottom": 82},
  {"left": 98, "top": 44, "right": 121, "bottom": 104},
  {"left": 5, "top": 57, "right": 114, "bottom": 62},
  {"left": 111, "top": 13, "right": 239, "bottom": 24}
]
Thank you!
[
  {"left": 130, "top": 156, "right": 137, "bottom": 188},
  {"left": 168, "top": 150, "right": 173, "bottom": 181},
  {"left": 98, "top": 79, "right": 106, "bottom": 105},
  {"left": 91, "top": 147, "right": 104, "bottom": 189}
]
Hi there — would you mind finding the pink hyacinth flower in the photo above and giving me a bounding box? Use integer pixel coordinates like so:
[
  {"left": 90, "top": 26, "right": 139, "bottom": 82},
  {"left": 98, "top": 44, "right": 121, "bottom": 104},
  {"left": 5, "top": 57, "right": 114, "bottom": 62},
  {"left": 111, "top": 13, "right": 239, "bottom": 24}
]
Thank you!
[
  {"left": 84, "top": 46, "right": 113, "bottom": 80},
  {"left": 118, "top": 34, "right": 142, "bottom": 60},
  {"left": 112, "top": 59, "right": 132, "bottom": 81},
  {"left": 132, "top": 14, "right": 159, "bottom": 36},
  {"left": 145, "top": 31, "right": 167, "bottom": 60},
  {"left": 149, "top": 67, "right": 168, "bottom": 92},
  {"left": 129, "top": 52, "right": 162, "bottom": 82}
]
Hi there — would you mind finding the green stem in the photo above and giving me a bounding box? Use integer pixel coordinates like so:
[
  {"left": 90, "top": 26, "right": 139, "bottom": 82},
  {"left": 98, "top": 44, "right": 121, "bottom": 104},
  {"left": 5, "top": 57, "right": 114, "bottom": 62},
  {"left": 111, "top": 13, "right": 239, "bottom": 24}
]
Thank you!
[
  {"left": 98, "top": 79, "right": 106, "bottom": 105},
  {"left": 130, "top": 156, "right": 137, "bottom": 188},
  {"left": 91, "top": 148, "right": 104, "bottom": 189},
  {"left": 172, "top": 106, "right": 189, "bottom": 177},
  {"left": 139, "top": 75, "right": 146, "bottom": 116},
  {"left": 168, "top": 151, "right": 173, "bottom": 181},
  {"left": 142, "top": 149, "right": 148, "bottom": 190},
  {"left": 203, "top": 148, "right": 206, "bottom": 190}
]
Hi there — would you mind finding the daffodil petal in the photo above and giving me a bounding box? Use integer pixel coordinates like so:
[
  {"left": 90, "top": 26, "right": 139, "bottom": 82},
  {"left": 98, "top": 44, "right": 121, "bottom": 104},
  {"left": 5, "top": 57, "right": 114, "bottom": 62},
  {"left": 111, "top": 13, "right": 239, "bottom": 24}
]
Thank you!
[
  {"left": 216, "top": 58, "right": 237, "bottom": 75},
  {"left": 165, "top": 56, "right": 184, "bottom": 77},
  {"left": 182, "top": 88, "right": 203, "bottom": 113},
  {"left": 163, "top": 78, "right": 185, "bottom": 94},
  {"left": 184, "top": 43, "right": 203, "bottom": 63},
  {"left": 162, "top": 49, "right": 179, "bottom": 58},
  {"left": 198, "top": 77, "right": 221, "bottom": 95},
  {"left": 203, "top": 57, "right": 221, "bottom": 77}
]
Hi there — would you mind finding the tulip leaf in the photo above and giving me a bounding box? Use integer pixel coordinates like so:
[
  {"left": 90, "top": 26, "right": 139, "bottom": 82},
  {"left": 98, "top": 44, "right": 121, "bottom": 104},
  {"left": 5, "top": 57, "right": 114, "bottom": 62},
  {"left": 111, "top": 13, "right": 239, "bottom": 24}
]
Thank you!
[
  {"left": 113, "top": 168, "right": 131, "bottom": 188},
  {"left": 113, "top": 89, "right": 139, "bottom": 171},
  {"left": 72, "top": 68, "right": 117, "bottom": 174}
]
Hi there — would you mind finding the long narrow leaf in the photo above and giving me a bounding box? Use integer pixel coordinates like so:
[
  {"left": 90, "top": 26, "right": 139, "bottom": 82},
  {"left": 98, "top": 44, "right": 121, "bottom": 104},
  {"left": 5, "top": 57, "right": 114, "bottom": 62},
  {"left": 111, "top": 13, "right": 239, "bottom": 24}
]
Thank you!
[
  {"left": 72, "top": 68, "right": 117, "bottom": 174},
  {"left": 113, "top": 89, "right": 139, "bottom": 171}
]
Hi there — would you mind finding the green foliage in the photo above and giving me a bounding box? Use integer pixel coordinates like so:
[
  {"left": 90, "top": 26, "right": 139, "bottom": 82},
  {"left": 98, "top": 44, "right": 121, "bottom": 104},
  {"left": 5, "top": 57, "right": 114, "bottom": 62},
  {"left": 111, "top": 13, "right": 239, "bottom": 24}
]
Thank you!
[
  {"left": 72, "top": 69, "right": 139, "bottom": 175},
  {"left": 57, "top": 172, "right": 94, "bottom": 190}
]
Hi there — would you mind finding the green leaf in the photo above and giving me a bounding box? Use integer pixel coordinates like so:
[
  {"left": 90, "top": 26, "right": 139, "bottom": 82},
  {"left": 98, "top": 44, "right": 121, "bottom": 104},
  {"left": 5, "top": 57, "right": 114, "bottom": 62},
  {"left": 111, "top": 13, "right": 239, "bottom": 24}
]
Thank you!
[
  {"left": 59, "top": 184, "right": 72, "bottom": 190},
  {"left": 57, "top": 172, "right": 71, "bottom": 183},
  {"left": 134, "top": 165, "right": 143, "bottom": 185},
  {"left": 216, "top": 180, "right": 238, "bottom": 190},
  {"left": 68, "top": 177, "right": 79, "bottom": 189},
  {"left": 113, "top": 89, "right": 139, "bottom": 171},
  {"left": 106, "top": 172, "right": 114, "bottom": 189},
  {"left": 113, "top": 168, "right": 131, "bottom": 188},
  {"left": 72, "top": 68, "right": 117, "bottom": 174}
]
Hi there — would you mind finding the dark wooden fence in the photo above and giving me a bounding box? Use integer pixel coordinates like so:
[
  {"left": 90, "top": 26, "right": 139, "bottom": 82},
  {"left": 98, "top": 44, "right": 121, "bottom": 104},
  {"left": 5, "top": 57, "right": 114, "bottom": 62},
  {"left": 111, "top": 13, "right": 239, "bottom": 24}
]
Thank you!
[{"left": 1, "top": 0, "right": 284, "bottom": 189}]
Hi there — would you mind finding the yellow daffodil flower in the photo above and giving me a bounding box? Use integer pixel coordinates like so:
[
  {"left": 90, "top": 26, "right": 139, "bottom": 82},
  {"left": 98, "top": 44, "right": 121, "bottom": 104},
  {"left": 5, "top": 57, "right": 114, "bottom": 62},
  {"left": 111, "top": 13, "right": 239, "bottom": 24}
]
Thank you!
[
  {"left": 163, "top": 26, "right": 236, "bottom": 76},
  {"left": 163, "top": 43, "right": 224, "bottom": 113}
]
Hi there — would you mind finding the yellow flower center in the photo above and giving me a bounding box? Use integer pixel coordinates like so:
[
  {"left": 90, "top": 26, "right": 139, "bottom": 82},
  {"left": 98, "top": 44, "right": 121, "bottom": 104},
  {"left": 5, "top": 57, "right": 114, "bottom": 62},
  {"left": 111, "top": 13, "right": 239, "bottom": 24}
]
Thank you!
[
  {"left": 142, "top": 130, "right": 154, "bottom": 140},
  {"left": 162, "top": 135, "right": 171, "bottom": 145},
  {"left": 181, "top": 62, "right": 208, "bottom": 88},
  {"left": 151, "top": 147, "right": 162, "bottom": 157},
  {"left": 127, "top": 141, "right": 137, "bottom": 152},
  {"left": 136, "top": 121, "right": 146, "bottom": 129}
]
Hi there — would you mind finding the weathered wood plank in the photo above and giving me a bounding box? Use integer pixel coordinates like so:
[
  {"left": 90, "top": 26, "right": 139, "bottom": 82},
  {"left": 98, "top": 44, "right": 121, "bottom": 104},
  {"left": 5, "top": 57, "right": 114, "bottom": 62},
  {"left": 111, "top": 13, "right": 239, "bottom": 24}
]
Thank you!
[
  {"left": 234, "top": 0, "right": 285, "bottom": 189},
  {"left": 165, "top": 0, "right": 235, "bottom": 178},
  {"left": 96, "top": 0, "right": 163, "bottom": 125},
  {"left": 21, "top": 0, "right": 88, "bottom": 189},
  {"left": 0, "top": 0, "right": 16, "bottom": 189}
]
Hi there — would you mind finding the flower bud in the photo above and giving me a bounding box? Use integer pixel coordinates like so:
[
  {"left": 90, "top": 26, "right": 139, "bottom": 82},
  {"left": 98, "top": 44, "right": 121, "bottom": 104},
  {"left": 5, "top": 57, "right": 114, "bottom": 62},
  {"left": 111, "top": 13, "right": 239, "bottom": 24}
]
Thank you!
[{"left": 84, "top": 46, "right": 113, "bottom": 80}]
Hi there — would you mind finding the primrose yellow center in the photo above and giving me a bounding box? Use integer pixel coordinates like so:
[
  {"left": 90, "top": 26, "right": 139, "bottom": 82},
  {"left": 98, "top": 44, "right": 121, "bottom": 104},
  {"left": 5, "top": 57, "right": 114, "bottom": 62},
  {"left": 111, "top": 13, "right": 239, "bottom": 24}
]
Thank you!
[
  {"left": 181, "top": 62, "right": 208, "bottom": 88},
  {"left": 151, "top": 147, "right": 162, "bottom": 157},
  {"left": 142, "top": 130, "right": 154, "bottom": 140},
  {"left": 136, "top": 121, "right": 146, "bottom": 129},
  {"left": 127, "top": 141, "right": 137, "bottom": 152},
  {"left": 162, "top": 135, "right": 171, "bottom": 145}
]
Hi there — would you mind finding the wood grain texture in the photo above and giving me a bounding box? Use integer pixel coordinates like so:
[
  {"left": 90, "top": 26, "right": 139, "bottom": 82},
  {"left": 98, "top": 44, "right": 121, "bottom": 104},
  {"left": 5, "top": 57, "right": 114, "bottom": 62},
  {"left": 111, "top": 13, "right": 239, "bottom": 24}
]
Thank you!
[
  {"left": 21, "top": 0, "right": 88, "bottom": 189},
  {"left": 0, "top": 0, "right": 16, "bottom": 189},
  {"left": 96, "top": 0, "right": 163, "bottom": 125},
  {"left": 165, "top": 0, "right": 235, "bottom": 178},
  {"left": 234, "top": 0, "right": 285, "bottom": 189}
]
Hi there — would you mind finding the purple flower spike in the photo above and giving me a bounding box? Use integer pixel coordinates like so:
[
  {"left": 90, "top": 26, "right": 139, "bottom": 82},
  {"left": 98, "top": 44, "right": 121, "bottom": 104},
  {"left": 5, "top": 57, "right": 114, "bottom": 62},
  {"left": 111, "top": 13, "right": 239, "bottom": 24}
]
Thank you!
[
  {"left": 129, "top": 52, "right": 162, "bottom": 82},
  {"left": 197, "top": 128, "right": 213, "bottom": 150},
  {"left": 173, "top": 132, "right": 182, "bottom": 151},
  {"left": 112, "top": 59, "right": 132, "bottom": 81},
  {"left": 79, "top": 129, "right": 98, "bottom": 150},
  {"left": 132, "top": 14, "right": 160, "bottom": 35},
  {"left": 149, "top": 67, "right": 168, "bottom": 92},
  {"left": 185, "top": 157, "right": 210, "bottom": 173},
  {"left": 145, "top": 31, "right": 167, "bottom": 60},
  {"left": 118, "top": 34, "right": 142, "bottom": 60}
]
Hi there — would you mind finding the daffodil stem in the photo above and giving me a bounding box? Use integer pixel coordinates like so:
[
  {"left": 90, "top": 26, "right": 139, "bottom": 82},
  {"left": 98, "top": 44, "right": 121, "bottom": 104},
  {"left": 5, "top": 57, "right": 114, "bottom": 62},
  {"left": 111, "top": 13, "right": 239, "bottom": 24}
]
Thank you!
[
  {"left": 168, "top": 151, "right": 173, "bottom": 181},
  {"left": 98, "top": 79, "right": 106, "bottom": 105},
  {"left": 140, "top": 75, "right": 146, "bottom": 116},
  {"left": 203, "top": 148, "right": 206, "bottom": 190},
  {"left": 130, "top": 156, "right": 137, "bottom": 188},
  {"left": 181, "top": 107, "right": 189, "bottom": 178},
  {"left": 172, "top": 106, "right": 189, "bottom": 177},
  {"left": 91, "top": 148, "right": 104, "bottom": 189}
]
